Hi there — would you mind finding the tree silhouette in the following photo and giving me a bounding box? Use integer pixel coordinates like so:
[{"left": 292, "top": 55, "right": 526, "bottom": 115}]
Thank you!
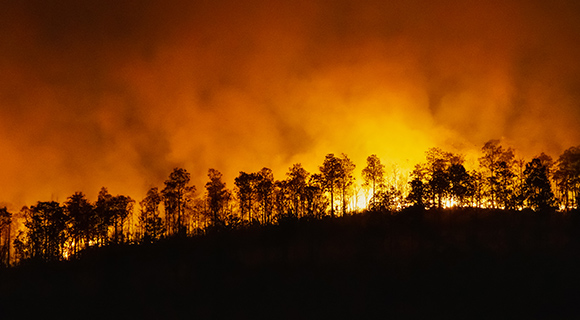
[
  {"left": 206, "top": 169, "right": 231, "bottom": 227},
  {"left": 479, "top": 140, "right": 515, "bottom": 208},
  {"left": 409, "top": 149, "right": 444, "bottom": 208},
  {"left": 256, "top": 168, "right": 274, "bottom": 224},
  {"left": 319, "top": 154, "right": 356, "bottom": 217},
  {"left": 467, "top": 170, "right": 485, "bottom": 208},
  {"left": 272, "top": 179, "right": 290, "bottom": 219},
  {"left": 337, "top": 154, "right": 356, "bottom": 215},
  {"left": 162, "top": 168, "right": 196, "bottom": 237},
  {"left": 8, "top": 140, "right": 580, "bottom": 268},
  {"left": 110, "top": 195, "right": 134, "bottom": 244},
  {"left": 94, "top": 188, "right": 134, "bottom": 245},
  {"left": 12, "top": 230, "right": 27, "bottom": 263},
  {"left": 553, "top": 146, "right": 580, "bottom": 210},
  {"left": 304, "top": 173, "right": 328, "bottom": 218},
  {"left": 234, "top": 171, "right": 258, "bottom": 224},
  {"left": 285, "top": 163, "right": 309, "bottom": 218},
  {"left": 536, "top": 152, "right": 555, "bottom": 172},
  {"left": 448, "top": 163, "right": 471, "bottom": 207},
  {"left": 407, "top": 164, "right": 428, "bottom": 208},
  {"left": 369, "top": 185, "right": 401, "bottom": 212},
  {"left": 95, "top": 188, "right": 114, "bottom": 246},
  {"left": 0, "top": 207, "right": 11, "bottom": 267},
  {"left": 497, "top": 161, "right": 516, "bottom": 209},
  {"left": 362, "top": 154, "right": 385, "bottom": 210},
  {"left": 524, "top": 158, "right": 555, "bottom": 211},
  {"left": 407, "top": 178, "right": 425, "bottom": 208},
  {"left": 24, "top": 201, "right": 67, "bottom": 261},
  {"left": 319, "top": 154, "right": 342, "bottom": 217},
  {"left": 429, "top": 167, "right": 449, "bottom": 208},
  {"left": 138, "top": 187, "right": 165, "bottom": 243},
  {"left": 512, "top": 158, "right": 527, "bottom": 210},
  {"left": 65, "top": 192, "right": 96, "bottom": 255}
]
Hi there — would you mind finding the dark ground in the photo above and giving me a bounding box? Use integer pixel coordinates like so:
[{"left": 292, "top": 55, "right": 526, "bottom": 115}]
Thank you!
[{"left": 2, "top": 207, "right": 580, "bottom": 319}]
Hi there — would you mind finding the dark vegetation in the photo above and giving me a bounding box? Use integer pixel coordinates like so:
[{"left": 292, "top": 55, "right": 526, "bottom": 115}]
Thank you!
[
  {"left": 2, "top": 207, "right": 580, "bottom": 319},
  {"left": 0, "top": 140, "right": 579, "bottom": 318}
]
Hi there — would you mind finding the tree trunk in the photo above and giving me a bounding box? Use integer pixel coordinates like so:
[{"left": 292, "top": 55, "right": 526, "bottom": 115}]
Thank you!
[{"left": 330, "top": 185, "right": 334, "bottom": 218}]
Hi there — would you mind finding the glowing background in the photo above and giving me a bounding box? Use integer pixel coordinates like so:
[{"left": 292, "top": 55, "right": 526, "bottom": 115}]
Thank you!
[{"left": 0, "top": 0, "right": 579, "bottom": 205}]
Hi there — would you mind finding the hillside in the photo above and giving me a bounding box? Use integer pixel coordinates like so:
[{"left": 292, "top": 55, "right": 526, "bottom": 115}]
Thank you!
[{"left": 2, "top": 207, "right": 580, "bottom": 319}]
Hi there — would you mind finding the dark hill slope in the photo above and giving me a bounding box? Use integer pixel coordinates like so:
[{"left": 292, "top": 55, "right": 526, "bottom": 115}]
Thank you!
[{"left": 2, "top": 208, "right": 580, "bottom": 319}]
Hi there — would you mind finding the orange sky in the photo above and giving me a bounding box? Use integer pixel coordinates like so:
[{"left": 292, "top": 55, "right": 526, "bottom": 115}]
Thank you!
[{"left": 0, "top": 0, "right": 579, "bottom": 206}]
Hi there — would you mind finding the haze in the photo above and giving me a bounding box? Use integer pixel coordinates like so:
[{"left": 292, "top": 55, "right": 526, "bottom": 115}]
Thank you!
[{"left": 1, "top": 0, "right": 579, "bottom": 205}]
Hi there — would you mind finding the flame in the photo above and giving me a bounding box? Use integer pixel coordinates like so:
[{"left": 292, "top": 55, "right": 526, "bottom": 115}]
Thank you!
[{"left": 443, "top": 198, "right": 459, "bottom": 209}]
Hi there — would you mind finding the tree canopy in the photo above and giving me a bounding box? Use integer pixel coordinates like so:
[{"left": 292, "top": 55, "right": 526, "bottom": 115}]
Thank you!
[{"left": 3, "top": 140, "right": 580, "bottom": 265}]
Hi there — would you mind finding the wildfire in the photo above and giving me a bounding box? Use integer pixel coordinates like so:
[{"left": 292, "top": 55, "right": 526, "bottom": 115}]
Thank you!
[{"left": 443, "top": 198, "right": 459, "bottom": 209}]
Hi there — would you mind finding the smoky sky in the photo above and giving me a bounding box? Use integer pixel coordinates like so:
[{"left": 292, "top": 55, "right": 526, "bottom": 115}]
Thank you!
[{"left": 1, "top": 0, "right": 579, "bottom": 205}]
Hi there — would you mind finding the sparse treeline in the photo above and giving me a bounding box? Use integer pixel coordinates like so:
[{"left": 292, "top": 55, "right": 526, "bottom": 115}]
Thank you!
[{"left": 1, "top": 139, "right": 580, "bottom": 266}]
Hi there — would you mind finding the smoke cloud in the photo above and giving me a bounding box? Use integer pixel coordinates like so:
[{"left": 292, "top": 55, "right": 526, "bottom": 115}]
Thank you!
[{"left": 0, "top": 0, "right": 579, "bottom": 205}]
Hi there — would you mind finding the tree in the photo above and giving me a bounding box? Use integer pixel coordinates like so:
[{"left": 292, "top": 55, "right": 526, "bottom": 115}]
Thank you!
[
  {"left": 319, "top": 154, "right": 355, "bottom": 217},
  {"left": 255, "top": 168, "right": 274, "bottom": 224},
  {"left": 272, "top": 179, "right": 291, "bottom": 220},
  {"left": 304, "top": 174, "right": 328, "bottom": 218},
  {"left": 429, "top": 166, "right": 450, "bottom": 208},
  {"left": 95, "top": 187, "right": 114, "bottom": 246},
  {"left": 407, "top": 177, "right": 426, "bottom": 208},
  {"left": 25, "top": 201, "right": 68, "bottom": 261},
  {"left": 0, "top": 207, "right": 11, "bottom": 267},
  {"left": 424, "top": 148, "right": 463, "bottom": 208},
  {"left": 206, "top": 169, "right": 231, "bottom": 227},
  {"left": 479, "top": 140, "right": 515, "bottom": 208},
  {"left": 553, "top": 146, "right": 580, "bottom": 210},
  {"left": 407, "top": 164, "right": 428, "bottom": 208},
  {"left": 337, "top": 154, "right": 356, "bottom": 215},
  {"left": 319, "top": 154, "right": 342, "bottom": 217},
  {"left": 13, "top": 230, "right": 28, "bottom": 264},
  {"left": 138, "top": 187, "right": 165, "bottom": 243},
  {"left": 497, "top": 161, "right": 516, "bottom": 209},
  {"left": 448, "top": 163, "right": 471, "bottom": 207},
  {"left": 524, "top": 158, "right": 555, "bottom": 211},
  {"left": 285, "top": 164, "right": 309, "bottom": 218},
  {"left": 467, "top": 170, "right": 485, "bottom": 208},
  {"left": 369, "top": 185, "right": 401, "bottom": 212},
  {"left": 234, "top": 171, "right": 258, "bottom": 224},
  {"left": 162, "top": 168, "right": 196, "bottom": 237},
  {"left": 362, "top": 154, "right": 386, "bottom": 208},
  {"left": 65, "top": 192, "right": 96, "bottom": 255},
  {"left": 109, "top": 195, "right": 134, "bottom": 244},
  {"left": 512, "top": 158, "right": 527, "bottom": 210},
  {"left": 94, "top": 188, "right": 134, "bottom": 245}
]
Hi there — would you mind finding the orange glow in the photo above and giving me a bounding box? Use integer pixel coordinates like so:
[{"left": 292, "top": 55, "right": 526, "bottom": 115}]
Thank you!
[
  {"left": 0, "top": 1, "right": 578, "bottom": 207},
  {"left": 443, "top": 198, "right": 459, "bottom": 209}
]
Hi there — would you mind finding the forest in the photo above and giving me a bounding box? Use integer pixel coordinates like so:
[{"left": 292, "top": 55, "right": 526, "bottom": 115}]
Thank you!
[
  {"left": 0, "top": 139, "right": 579, "bottom": 318},
  {"left": 0, "top": 139, "right": 578, "bottom": 267}
]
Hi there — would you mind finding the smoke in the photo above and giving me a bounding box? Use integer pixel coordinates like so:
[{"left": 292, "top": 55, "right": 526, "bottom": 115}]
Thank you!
[{"left": 0, "top": 0, "right": 579, "bottom": 205}]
